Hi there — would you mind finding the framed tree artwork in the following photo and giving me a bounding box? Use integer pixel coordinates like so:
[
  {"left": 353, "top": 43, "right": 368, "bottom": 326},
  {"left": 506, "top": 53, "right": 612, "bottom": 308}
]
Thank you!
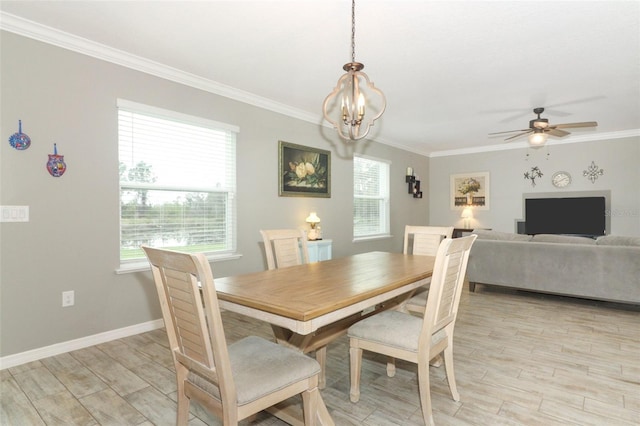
[{"left": 450, "top": 172, "right": 490, "bottom": 210}]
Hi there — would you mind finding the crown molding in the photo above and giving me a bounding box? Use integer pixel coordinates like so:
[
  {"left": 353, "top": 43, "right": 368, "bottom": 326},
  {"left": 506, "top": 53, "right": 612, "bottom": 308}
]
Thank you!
[{"left": 0, "top": 12, "right": 321, "bottom": 125}]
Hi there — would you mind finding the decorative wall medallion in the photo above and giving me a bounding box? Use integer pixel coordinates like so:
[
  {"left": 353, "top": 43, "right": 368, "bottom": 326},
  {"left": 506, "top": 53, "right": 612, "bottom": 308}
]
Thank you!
[
  {"left": 8, "top": 120, "right": 31, "bottom": 150},
  {"left": 46, "top": 143, "right": 67, "bottom": 177},
  {"left": 583, "top": 161, "right": 604, "bottom": 183},
  {"left": 551, "top": 171, "right": 571, "bottom": 188},
  {"left": 524, "top": 166, "right": 543, "bottom": 187}
]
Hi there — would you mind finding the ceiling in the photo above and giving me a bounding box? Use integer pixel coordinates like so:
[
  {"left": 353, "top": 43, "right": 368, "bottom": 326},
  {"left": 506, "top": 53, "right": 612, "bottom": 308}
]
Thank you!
[{"left": 1, "top": 1, "right": 639, "bottom": 156}]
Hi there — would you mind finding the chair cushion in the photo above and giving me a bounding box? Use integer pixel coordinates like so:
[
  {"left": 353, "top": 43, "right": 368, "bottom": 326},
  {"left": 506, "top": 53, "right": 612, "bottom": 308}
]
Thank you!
[
  {"left": 188, "top": 336, "right": 320, "bottom": 406},
  {"left": 348, "top": 310, "right": 445, "bottom": 353}
]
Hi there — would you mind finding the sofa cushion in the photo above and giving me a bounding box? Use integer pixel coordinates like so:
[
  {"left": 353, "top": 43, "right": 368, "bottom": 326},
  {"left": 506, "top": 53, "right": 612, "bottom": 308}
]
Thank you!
[
  {"left": 596, "top": 235, "right": 640, "bottom": 247},
  {"left": 473, "top": 229, "right": 531, "bottom": 241},
  {"left": 531, "top": 234, "right": 596, "bottom": 245}
]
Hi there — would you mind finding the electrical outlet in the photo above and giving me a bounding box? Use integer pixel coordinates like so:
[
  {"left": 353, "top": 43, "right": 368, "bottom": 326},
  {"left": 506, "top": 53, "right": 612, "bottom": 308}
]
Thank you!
[{"left": 62, "top": 291, "right": 75, "bottom": 307}]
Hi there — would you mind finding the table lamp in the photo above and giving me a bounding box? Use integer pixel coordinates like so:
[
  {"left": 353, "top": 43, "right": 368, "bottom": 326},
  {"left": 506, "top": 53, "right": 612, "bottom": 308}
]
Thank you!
[
  {"left": 461, "top": 208, "right": 472, "bottom": 229},
  {"left": 306, "top": 212, "right": 321, "bottom": 240}
]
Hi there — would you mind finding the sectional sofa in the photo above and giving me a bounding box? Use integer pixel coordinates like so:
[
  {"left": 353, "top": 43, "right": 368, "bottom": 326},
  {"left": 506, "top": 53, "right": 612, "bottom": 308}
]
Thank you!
[{"left": 466, "top": 230, "right": 640, "bottom": 304}]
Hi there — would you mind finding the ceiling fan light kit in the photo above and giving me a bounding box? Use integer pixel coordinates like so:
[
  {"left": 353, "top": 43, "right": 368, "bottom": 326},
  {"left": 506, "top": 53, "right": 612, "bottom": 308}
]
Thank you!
[
  {"left": 490, "top": 107, "right": 597, "bottom": 147},
  {"left": 322, "top": 0, "right": 386, "bottom": 141},
  {"left": 528, "top": 129, "right": 548, "bottom": 146}
]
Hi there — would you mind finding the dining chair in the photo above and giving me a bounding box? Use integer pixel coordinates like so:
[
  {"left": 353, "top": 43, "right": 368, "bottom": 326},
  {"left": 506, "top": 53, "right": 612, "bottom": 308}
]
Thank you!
[
  {"left": 260, "top": 229, "right": 309, "bottom": 270},
  {"left": 142, "top": 246, "right": 320, "bottom": 426},
  {"left": 259, "top": 228, "right": 331, "bottom": 388},
  {"left": 403, "top": 225, "right": 454, "bottom": 314},
  {"left": 347, "top": 235, "right": 477, "bottom": 426}
]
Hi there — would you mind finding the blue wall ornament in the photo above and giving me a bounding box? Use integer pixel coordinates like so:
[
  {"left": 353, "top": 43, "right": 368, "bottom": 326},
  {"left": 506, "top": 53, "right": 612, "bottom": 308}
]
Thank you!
[{"left": 9, "top": 120, "right": 31, "bottom": 150}]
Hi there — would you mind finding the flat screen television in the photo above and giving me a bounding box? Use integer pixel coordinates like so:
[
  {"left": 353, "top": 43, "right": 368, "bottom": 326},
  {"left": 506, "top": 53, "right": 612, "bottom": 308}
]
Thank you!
[{"left": 525, "top": 196, "right": 606, "bottom": 236}]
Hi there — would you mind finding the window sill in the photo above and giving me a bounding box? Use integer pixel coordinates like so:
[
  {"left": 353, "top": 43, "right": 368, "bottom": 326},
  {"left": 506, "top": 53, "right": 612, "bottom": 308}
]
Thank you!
[
  {"left": 352, "top": 234, "right": 392, "bottom": 243},
  {"left": 115, "top": 252, "right": 243, "bottom": 274}
]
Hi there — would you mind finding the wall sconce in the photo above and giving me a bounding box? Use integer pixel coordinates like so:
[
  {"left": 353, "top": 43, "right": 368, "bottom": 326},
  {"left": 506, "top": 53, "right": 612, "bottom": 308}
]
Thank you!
[
  {"left": 461, "top": 207, "right": 473, "bottom": 229},
  {"left": 306, "top": 212, "right": 321, "bottom": 240},
  {"left": 406, "top": 167, "right": 422, "bottom": 198}
]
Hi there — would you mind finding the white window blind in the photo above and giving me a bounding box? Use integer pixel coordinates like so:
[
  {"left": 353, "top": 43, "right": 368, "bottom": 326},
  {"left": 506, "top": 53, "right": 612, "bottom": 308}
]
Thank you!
[
  {"left": 353, "top": 155, "right": 390, "bottom": 239},
  {"left": 117, "top": 99, "right": 237, "bottom": 264}
]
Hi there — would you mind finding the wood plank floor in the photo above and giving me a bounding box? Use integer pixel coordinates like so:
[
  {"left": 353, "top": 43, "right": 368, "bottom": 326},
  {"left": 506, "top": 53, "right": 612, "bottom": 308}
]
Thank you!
[{"left": 2, "top": 283, "right": 639, "bottom": 425}]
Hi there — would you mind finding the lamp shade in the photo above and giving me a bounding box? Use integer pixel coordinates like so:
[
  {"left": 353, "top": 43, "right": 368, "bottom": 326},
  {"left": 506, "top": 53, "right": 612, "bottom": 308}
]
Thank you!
[{"left": 306, "top": 212, "right": 321, "bottom": 224}]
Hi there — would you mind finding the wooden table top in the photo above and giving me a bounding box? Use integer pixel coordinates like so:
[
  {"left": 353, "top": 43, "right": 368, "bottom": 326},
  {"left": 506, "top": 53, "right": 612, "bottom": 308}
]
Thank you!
[{"left": 215, "top": 251, "right": 435, "bottom": 322}]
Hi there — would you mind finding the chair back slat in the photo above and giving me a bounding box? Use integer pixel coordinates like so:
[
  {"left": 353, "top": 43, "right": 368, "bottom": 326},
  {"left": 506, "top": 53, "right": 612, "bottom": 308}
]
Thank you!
[
  {"left": 273, "top": 238, "right": 303, "bottom": 268},
  {"left": 260, "top": 229, "right": 309, "bottom": 270},
  {"left": 435, "top": 250, "right": 464, "bottom": 326},
  {"left": 420, "top": 235, "right": 476, "bottom": 346},
  {"left": 163, "top": 264, "right": 212, "bottom": 366},
  {"left": 403, "top": 225, "right": 454, "bottom": 256}
]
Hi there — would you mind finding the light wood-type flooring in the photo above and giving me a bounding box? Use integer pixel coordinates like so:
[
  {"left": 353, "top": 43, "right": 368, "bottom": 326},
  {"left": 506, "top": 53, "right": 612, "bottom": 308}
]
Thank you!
[{"left": 2, "top": 283, "right": 639, "bottom": 425}]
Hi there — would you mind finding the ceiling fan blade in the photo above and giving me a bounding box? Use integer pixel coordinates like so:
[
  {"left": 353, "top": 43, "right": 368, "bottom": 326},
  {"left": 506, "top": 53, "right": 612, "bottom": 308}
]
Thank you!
[
  {"left": 488, "top": 129, "right": 530, "bottom": 135},
  {"left": 553, "top": 121, "right": 598, "bottom": 129},
  {"left": 547, "top": 128, "right": 570, "bottom": 137},
  {"left": 542, "top": 96, "right": 606, "bottom": 111},
  {"left": 504, "top": 130, "right": 532, "bottom": 141}
]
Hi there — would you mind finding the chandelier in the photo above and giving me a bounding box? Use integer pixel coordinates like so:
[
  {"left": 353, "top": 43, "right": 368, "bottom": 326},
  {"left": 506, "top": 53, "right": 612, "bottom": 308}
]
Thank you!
[{"left": 322, "top": 0, "right": 386, "bottom": 141}]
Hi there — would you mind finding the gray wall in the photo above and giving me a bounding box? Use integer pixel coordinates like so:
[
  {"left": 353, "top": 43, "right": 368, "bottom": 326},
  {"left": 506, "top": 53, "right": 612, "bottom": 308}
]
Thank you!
[
  {"left": 0, "top": 32, "right": 429, "bottom": 357},
  {"left": 429, "top": 138, "right": 640, "bottom": 236}
]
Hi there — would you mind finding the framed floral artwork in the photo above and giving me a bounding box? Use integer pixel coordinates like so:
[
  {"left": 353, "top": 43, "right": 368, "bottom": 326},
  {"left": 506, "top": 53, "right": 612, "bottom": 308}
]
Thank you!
[
  {"left": 279, "top": 141, "right": 331, "bottom": 197},
  {"left": 450, "top": 172, "right": 490, "bottom": 210}
]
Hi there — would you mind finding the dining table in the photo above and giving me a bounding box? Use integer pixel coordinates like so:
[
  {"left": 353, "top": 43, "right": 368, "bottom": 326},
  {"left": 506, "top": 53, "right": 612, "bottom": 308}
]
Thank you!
[{"left": 215, "top": 251, "right": 436, "bottom": 426}]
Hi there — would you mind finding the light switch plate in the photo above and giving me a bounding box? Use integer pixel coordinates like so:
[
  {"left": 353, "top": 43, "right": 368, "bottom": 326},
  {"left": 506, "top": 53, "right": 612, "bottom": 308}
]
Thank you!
[{"left": 0, "top": 206, "right": 29, "bottom": 222}]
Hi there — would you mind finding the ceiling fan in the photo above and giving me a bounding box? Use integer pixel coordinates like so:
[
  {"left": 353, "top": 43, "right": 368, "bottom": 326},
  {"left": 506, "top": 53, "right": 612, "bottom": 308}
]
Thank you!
[{"left": 489, "top": 107, "right": 598, "bottom": 146}]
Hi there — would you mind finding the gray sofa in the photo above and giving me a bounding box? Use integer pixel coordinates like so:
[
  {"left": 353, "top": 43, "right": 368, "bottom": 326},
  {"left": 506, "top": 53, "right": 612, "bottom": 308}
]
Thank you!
[{"left": 467, "top": 230, "right": 640, "bottom": 304}]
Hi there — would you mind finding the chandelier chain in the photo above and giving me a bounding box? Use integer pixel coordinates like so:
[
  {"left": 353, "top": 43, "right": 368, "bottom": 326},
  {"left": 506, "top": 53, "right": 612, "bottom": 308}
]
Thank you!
[{"left": 351, "top": 0, "right": 356, "bottom": 63}]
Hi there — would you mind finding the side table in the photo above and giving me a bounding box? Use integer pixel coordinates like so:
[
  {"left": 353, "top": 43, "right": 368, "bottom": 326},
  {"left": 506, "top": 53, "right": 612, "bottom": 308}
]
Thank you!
[{"left": 306, "top": 239, "right": 332, "bottom": 262}]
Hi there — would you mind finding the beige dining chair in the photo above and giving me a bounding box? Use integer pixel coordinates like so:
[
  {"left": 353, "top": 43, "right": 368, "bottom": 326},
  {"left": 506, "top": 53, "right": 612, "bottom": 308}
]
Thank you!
[
  {"left": 142, "top": 246, "right": 320, "bottom": 426},
  {"left": 260, "top": 229, "right": 309, "bottom": 270},
  {"left": 260, "top": 228, "right": 331, "bottom": 388},
  {"left": 403, "top": 225, "right": 454, "bottom": 314},
  {"left": 347, "top": 235, "right": 477, "bottom": 426}
]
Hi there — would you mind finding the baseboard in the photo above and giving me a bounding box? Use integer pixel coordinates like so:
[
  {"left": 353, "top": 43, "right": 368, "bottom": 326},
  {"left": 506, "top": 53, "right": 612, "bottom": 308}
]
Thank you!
[{"left": 0, "top": 318, "right": 165, "bottom": 370}]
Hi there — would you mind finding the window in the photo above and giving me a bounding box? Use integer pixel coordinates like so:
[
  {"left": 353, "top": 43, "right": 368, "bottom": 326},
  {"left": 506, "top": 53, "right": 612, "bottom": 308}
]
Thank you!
[
  {"left": 353, "top": 155, "right": 390, "bottom": 239},
  {"left": 118, "top": 99, "right": 237, "bottom": 267}
]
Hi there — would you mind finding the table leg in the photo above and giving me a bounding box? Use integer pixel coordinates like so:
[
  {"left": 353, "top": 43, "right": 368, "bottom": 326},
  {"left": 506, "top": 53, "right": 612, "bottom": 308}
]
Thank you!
[
  {"left": 315, "top": 346, "right": 327, "bottom": 389},
  {"left": 267, "top": 393, "right": 334, "bottom": 426}
]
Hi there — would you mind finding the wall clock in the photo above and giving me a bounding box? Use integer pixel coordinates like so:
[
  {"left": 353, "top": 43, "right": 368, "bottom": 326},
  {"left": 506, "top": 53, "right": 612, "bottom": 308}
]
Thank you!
[{"left": 552, "top": 171, "right": 571, "bottom": 188}]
